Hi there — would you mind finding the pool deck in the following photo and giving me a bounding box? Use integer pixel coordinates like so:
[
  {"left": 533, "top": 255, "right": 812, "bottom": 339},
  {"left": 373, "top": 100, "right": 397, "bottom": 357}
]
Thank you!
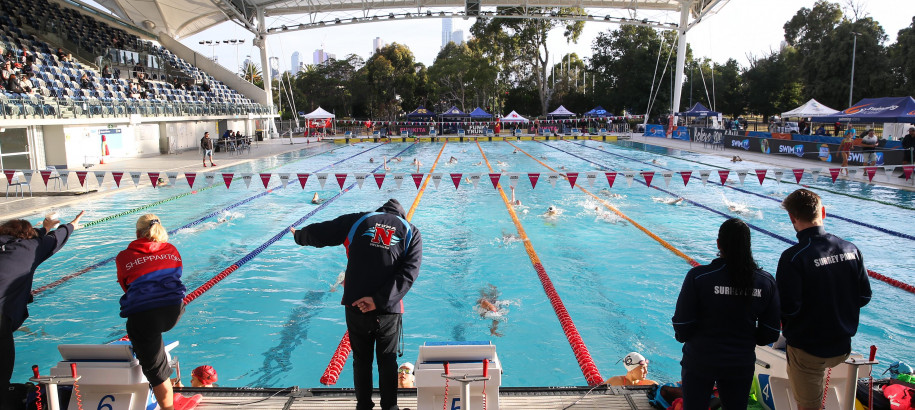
[{"left": 180, "top": 385, "right": 656, "bottom": 409}]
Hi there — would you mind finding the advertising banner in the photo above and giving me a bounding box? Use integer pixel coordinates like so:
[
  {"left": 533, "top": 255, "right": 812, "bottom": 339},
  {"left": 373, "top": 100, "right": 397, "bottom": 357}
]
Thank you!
[
  {"left": 397, "top": 125, "right": 431, "bottom": 135},
  {"left": 720, "top": 132, "right": 904, "bottom": 166}
]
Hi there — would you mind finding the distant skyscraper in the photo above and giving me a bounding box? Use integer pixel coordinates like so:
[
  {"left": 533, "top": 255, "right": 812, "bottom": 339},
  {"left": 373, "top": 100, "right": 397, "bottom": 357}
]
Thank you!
[
  {"left": 313, "top": 49, "right": 330, "bottom": 65},
  {"left": 373, "top": 37, "right": 385, "bottom": 53},
  {"left": 442, "top": 18, "right": 452, "bottom": 48},
  {"left": 452, "top": 29, "right": 464, "bottom": 45},
  {"left": 291, "top": 52, "right": 301, "bottom": 73}
]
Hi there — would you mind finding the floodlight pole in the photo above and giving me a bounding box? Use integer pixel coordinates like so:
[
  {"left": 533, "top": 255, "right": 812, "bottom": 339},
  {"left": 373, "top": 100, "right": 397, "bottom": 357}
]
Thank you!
[
  {"left": 671, "top": 2, "right": 690, "bottom": 115},
  {"left": 256, "top": 7, "right": 277, "bottom": 138},
  {"left": 848, "top": 32, "right": 860, "bottom": 107}
]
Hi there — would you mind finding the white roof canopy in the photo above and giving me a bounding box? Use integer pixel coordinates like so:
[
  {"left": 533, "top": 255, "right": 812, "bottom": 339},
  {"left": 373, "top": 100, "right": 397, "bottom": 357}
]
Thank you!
[
  {"left": 781, "top": 99, "right": 839, "bottom": 118},
  {"left": 301, "top": 107, "right": 335, "bottom": 119},
  {"left": 501, "top": 110, "right": 530, "bottom": 122}
]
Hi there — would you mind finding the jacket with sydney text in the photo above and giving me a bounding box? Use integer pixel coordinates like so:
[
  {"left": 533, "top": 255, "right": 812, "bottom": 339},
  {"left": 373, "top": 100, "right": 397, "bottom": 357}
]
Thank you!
[
  {"left": 293, "top": 199, "right": 422, "bottom": 313},
  {"left": 115, "top": 238, "right": 186, "bottom": 318}
]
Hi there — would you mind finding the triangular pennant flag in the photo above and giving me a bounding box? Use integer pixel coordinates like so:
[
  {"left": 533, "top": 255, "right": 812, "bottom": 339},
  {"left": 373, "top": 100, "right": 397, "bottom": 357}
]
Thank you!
[
  {"left": 737, "top": 170, "right": 748, "bottom": 185},
  {"left": 185, "top": 172, "right": 197, "bottom": 188},
  {"left": 489, "top": 173, "right": 501, "bottom": 189},
  {"left": 58, "top": 171, "right": 69, "bottom": 188},
  {"left": 278, "top": 173, "right": 291, "bottom": 185},
  {"left": 334, "top": 173, "right": 348, "bottom": 189},
  {"left": 809, "top": 168, "right": 822, "bottom": 183},
  {"left": 847, "top": 168, "right": 857, "bottom": 179},
  {"left": 450, "top": 173, "right": 463, "bottom": 189},
  {"left": 468, "top": 173, "right": 481, "bottom": 189},
  {"left": 393, "top": 173, "right": 405, "bottom": 189},
  {"left": 260, "top": 173, "right": 272, "bottom": 188},
  {"left": 316, "top": 173, "right": 328, "bottom": 189},
  {"left": 297, "top": 173, "right": 310, "bottom": 189},
  {"left": 699, "top": 170, "right": 711, "bottom": 185},
  {"left": 129, "top": 171, "right": 142, "bottom": 187},
  {"left": 508, "top": 173, "right": 520, "bottom": 188},
  {"left": 20, "top": 170, "right": 33, "bottom": 187},
  {"left": 3, "top": 170, "right": 14, "bottom": 184},
  {"left": 624, "top": 171, "right": 635, "bottom": 187},
  {"left": 528, "top": 173, "right": 540, "bottom": 189},
  {"left": 902, "top": 165, "right": 914, "bottom": 180},
  {"left": 221, "top": 173, "right": 234, "bottom": 189},
  {"left": 829, "top": 168, "right": 841, "bottom": 182},
  {"left": 662, "top": 172, "right": 672, "bottom": 188},
  {"left": 641, "top": 171, "right": 655, "bottom": 187},
  {"left": 40, "top": 169, "right": 52, "bottom": 186},
  {"left": 792, "top": 169, "right": 805, "bottom": 183},
  {"left": 412, "top": 173, "right": 424, "bottom": 189},
  {"left": 755, "top": 169, "right": 767, "bottom": 185},
  {"left": 547, "top": 173, "right": 559, "bottom": 188},
  {"left": 864, "top": 167, "right": 877, "bottom": 183},
  {"left": 241, "top": 173, "right": 254, "bottom": 189},
  {"left": 76, "top": 170, "right": 88, "bottom": 187},
  {"left": 431, "top": 173, "right": 442, "bottom": 189},
  {"left": 605, "top": 171, "right": 617, "bottom": 188},
  {"left": 566, "top": 172, "right": 578, "bottom": 188},
  {"left": 374, "top": 173, "right": 386, "bottom": 189},
  {"left": 204, "top": 173, "right": 216, "bottom": 186},
  {"left": 773, "top": 169, "right": 785, "bottom": 183},
  {"left": 717, "top": 170, "right": 729, "bottom": 185},
  {"left": 355, "top": 173, "right": 367, "bottom": 189},
  {"left": 111, "top": 171, "right": 123, "bottom": 187},
  {"left": 166, "top": 172, "right": 178, "bottom": 187},
  {"left": 679, "top": 171, "right": 692, "bottom": 186},
  {"left": 585, "top": 172, "right": 598, "bottom": 187},
  {"left": 147, "top": 171, "right": 160, "bottom": 188}
]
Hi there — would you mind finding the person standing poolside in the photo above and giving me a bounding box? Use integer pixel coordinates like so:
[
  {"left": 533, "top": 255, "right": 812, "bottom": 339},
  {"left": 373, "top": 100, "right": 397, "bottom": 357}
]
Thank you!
[
  {"left": 901, "top": 127, "right": 915, "bottom": 173},
  {"left": 290, "top": 199, "right": 422, "bottom": 410},
  {"left": 860, "top": 129, "right": 879, "bottom": 166},
  {"left": 604, "top": 352, "right": 657, "bottom": 386},
  {"left": 200, "top": 132, "right": 215, "bottom": 167},
  {"left": 776, "top": 189, "right": 871, "bottom": 410},
  {"left": 116, "top": 214, "right": 187, "bottom": 410},
  {"left": 672, "top": 218, "right": 780, "bottom": 410},
  {"left": 0, "top": 211, "right": 84, "bottom": 404},
  {"left": 838, "top": 133, "right": 854, "bottom": 175}
]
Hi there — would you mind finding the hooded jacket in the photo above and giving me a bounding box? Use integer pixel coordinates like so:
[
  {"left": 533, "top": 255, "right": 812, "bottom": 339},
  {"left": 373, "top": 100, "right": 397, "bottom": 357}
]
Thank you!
[
  {"left": 294, "top": 199, "right": 422, "bottom": 313},
  {"left": 115, "top": 238, "right": 186, "bottom": 318},
  {"left": 0, "top": 224, "right": 73, "bottom": 329}
]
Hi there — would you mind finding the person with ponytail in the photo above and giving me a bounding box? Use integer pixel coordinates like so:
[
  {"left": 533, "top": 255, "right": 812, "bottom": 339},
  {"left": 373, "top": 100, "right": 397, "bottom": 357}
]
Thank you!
[
  {"left": 116, "top": 214, "right": 186, "bottom": 410},
  {"left": 671, "top": 218, "right": 781, "bottom": 410}
]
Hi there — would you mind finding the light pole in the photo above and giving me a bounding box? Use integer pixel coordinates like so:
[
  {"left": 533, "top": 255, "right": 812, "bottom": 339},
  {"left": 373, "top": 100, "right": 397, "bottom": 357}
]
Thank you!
[{"left": 848, "top": 32, "right": 861, "bottom": 107}]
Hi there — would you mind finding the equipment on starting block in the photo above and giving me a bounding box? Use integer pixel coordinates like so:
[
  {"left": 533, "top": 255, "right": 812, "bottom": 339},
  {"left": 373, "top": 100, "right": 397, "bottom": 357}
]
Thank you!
[
  {"left": 415, "top": 341, "right": 501, "bottom": 410},
  {"left": 754, "top": 343, "right": 877, "bottom": 410},
  {"left": 44, "top": 341, "right": 179, "bottom": 410}
]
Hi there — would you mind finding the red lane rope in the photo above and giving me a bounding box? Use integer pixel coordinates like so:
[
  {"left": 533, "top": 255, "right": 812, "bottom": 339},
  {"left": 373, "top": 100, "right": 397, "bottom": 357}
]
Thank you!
[
  {"left": 320, "top": 332, "right": 352, "bottom": 385},
  {"left": 868, "top": 270, "right": 915, "bottom": 294}
]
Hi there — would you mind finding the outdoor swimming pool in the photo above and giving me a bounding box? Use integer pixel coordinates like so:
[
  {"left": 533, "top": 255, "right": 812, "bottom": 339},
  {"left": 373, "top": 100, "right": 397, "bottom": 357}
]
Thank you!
[{"left": 15, "top": 140, "right": 915, "bottom": 388}]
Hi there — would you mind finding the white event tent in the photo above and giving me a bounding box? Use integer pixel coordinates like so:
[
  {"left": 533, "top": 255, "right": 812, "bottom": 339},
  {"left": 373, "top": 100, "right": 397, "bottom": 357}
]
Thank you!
[
  {"left": 501, "top": 111, "right": 530, "bottom": 122},
  {"left": 781, "top": 99, "right": 839, "bottom": 118}
]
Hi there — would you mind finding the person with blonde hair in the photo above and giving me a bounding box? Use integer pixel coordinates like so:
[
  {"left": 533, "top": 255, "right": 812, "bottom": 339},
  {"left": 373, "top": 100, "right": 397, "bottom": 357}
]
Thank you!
[{"left": 116, "top": 214, "right": 186, "bottom": 410}]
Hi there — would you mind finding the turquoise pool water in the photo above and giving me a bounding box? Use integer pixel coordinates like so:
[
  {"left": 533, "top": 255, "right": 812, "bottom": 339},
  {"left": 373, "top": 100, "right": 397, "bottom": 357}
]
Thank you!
[{"left": 15, "top": 140, "right": 915, "bottom": 388}]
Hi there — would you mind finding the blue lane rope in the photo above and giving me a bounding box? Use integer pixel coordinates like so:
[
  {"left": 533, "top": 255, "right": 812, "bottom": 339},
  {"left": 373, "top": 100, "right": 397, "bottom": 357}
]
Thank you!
[{"left": 566, "top": 141, "right": 915, "bottom": 242}]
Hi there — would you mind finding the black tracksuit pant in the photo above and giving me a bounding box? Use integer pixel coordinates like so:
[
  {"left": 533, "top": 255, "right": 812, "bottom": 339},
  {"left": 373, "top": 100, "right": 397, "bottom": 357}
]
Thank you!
[
  {"left": 346, "top": 306, "right": 401, "bottom": 410},
  {"left": 682, "top": 363, "right": 755, "bottom": 410}
]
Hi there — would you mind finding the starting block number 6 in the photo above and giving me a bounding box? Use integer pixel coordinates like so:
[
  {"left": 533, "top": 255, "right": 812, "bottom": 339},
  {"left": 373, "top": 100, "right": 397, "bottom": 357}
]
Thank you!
[{"left": 97, "top": 394, "right": 116, "bottom": 410}]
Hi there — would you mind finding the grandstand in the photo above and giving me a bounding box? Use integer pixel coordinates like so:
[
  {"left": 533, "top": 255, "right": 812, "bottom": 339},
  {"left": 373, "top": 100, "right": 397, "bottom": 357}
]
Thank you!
[{"left": 0, "top": 0, "right": 274, "bottom": 170}]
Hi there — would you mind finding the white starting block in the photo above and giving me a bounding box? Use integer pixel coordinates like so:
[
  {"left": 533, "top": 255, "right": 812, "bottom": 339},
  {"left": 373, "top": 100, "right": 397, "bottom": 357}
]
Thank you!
[
  {"left": 415, "top": 341, "right": 501, "bottom": 410},
  {"left": 46, "top": 341, "right": 179, "bottom": 410},
  {"left": 755, "top": 344, "right": 876, "bottom": 410}
]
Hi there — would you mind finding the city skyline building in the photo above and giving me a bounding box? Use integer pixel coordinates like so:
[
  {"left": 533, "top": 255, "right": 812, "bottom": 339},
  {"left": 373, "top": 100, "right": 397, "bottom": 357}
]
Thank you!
[
  {"left": 373, "top": 37, "right": 385, "bottom": 53},
  {"left": 441, "top": 18, "right": 452, "bottom": 48},
  {"left": 291, "top": 51, "right": 301, "bottom": 74},
  {"left": 451, "top": 29, "right": 464, "bottom": 45},
  {"left": 312, "top": 48, "right": 336, "bottom": 65}
]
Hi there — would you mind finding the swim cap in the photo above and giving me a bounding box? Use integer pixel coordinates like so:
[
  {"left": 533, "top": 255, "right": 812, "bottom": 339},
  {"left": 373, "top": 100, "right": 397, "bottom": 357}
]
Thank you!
[
  {"left": 623, "top": 352, "right": 648, "bottom": 372},
  {"left": 399, "top": 362, "right": 414, "bottom": 372},
  {"left": 192, "top": 365, "right": 218, "bottom": 385},
  {"left": 548, "top": 206, "right": 555, "bottom": 212}
]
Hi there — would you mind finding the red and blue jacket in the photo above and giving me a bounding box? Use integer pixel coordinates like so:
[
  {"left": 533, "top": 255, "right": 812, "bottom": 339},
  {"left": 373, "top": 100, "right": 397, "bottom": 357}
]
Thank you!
[
  {"left": 293, "top": 198, "right": 422, "bottom": 313},
  {"left": 115, "top": 238, "right": 186, "bottom": 318}
]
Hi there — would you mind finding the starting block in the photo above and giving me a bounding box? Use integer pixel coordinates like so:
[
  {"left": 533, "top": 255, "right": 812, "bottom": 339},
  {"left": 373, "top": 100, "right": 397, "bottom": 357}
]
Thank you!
[{"left": 415, "top": 341, "right": 501, "bottom": 410}]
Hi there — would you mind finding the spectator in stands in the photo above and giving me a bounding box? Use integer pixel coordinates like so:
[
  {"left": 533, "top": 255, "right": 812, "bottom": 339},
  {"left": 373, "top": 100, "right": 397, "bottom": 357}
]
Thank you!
[
  {"left": 200, "top": 81, "right": 210, "bottom": 92},
  {"left": 129, "top": 83, "right": 140, "bottom": 99},
  {"left": 7, "top": 74, "right": 24, "bottom": 94},
  {"left": 56, "top": 48, "right": 67, "bottom": 61},
  {"left": 815, "top": 125, "right": 827, "bottom": 136},
  {"left": 0, "top": 46, "right": 5, "bottom": 64},
  {"left": 1, "top": 61, "right": 12, "bottom": 83},
  {"left": 133, "top": 62, "right": 145, "bottom": 79},
  {"left": 19, "top": 73, "right": 33, "bottom": 94},
  {"left": 112, "top": 36, "right": 123, "bottom": 49},
  {"left": 79, "top": 73, "right": 92, "bottom": 90},
  {"left": 102, "top": 65, "right": 112, "bottom": 79}
]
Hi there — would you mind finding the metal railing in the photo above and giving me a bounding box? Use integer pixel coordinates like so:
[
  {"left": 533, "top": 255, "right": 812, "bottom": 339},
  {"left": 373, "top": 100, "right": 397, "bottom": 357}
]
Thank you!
[{"left": 0, "top": 94, "right": 273, "bottom": 120}]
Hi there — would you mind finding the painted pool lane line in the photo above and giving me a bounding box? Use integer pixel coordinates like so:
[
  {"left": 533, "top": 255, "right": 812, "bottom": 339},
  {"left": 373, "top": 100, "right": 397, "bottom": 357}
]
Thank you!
[
  {"left": 31, "top": 144, "right": 387, "bottom": 297},
  {"left": 542, "top": 141, "right": 915, "bottom": 295},
  {"left": 477, "top": 141, "right": 604, "bottom": 387},
  {"left": 609, "top": 140, "right": 915, "bottom": 211},
  {"left": 320, "top": 141, "right": 448, "bottom": 386},
  {"left": 508, "top": 141, "right": 701, "bottom": 269},
  {"left": 569, "top": 141, "right": 915, "bottom": 242},
  {"left": 79, "top": 143, "right": 347, "bottom": 230}
]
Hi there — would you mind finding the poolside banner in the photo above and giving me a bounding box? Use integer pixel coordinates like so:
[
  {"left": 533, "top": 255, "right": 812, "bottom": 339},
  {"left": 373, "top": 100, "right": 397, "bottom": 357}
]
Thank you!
[
  {"left": 412, "top": 173, "right": 424, "bottom": 188},
  {"left": 393, "top": 173, "right": 405, "bottom": 189},
  {"left": 699, "top": 170, "right": 710, "bottom": 185},
  {"left": 76, "top": 170, "right": 88, "bottom": 187},
  {"left": 864, "top": 167, "right": 877, "bottom": 183},
  {"left": 566, "top": 172, "right": 578, "bottom": 188},
  {"left": 624, "top": 171, "right": 634, "bottom": 187},
  {"left": 335, "top": 173, "right": 348, "bottom": 189},
  {"left": 755, "top": 169, "right": 767, "bottom": 184},
  {"left": 222, "top": 173, "right": 234, "bottom": 188},
  {"left": 431, "top": 173, "right": 442, "bottom": 188},
  {"left": 528, "top": 173, "right": 540, "bottom": 189},
  {"left": 166, "top": 172, "right": 178, "bottom": 187},
  {"left": 605, "top": 171, "right": 617, "bottom": 187},
  {"left": 147, "top": 172, "right": 160, "bottom": 188},
  {"left": 793, "top": 169, "right": 805, "bottom": 183},
  {"left": 662, "top": 172, "right": 672, "bottom": 188},
  {"left": 717, "top": 170, "right": 729, "bottom": 185},
  {"left": 903, "top": 165, "right": 914, "bottom": 180},
  {"left": 680, "top": 171, "right": 692, "bottom": 186},
  {"left": 508, "top": 173, "right": 520, "bottom": 188},
  {"left": 129, "top": 171, "right": 142, "bottom": 187},
  {"left": 641, "top": 171, "right": 655, "bottom": 187},
  {"left": 451, "top": 173, "right": 462, "bottom": 189},
  {"left": 39, "top": 169, "right": 52, "bottom": 186},
  {"left": 260, "top": 173, "right": 272, "bottom": 188},
  {"left": 736, "top": 170, "right": 748, "bottom": 185},
  {"left": 297, "top": 173, "right": 310, "bottom": 188},
  {"left": 374, "top": 173, "right": 386, "bottom": 189},
  {"left": 185, "top": 172, "right": 197, "bottom": 188},
  {"left": 489, "top": 173, "right": 501, "bottom": 188},
  {"left": 585, "top": 172, "right": 598, "bottom": 187},
  {"left": 355, "top": 173, "right": 367, "bottom": 189},
  {"left": 3, "top": 170, "right": 14, "bottom": 184},
  {"left": 316, "top": 173, "right": 328, "bottom": 188}
]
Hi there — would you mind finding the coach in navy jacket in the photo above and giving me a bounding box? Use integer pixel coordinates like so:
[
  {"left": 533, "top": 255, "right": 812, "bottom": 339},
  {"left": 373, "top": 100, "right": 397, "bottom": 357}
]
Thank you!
[{"left": 292, "top": 198, "right": 421, "bottom": 410}]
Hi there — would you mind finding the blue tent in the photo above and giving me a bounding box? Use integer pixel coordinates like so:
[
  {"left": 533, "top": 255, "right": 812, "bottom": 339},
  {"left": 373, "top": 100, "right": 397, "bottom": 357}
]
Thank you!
[
  {"left": 583, "top": 106, "right": 612, "bottom": 117},
  {"left": 439, "top": 106, "right": 469, "bottom": 118},
  {"left": 678, "top": 102, "right": 720, "bottom": 117},
  {"left": 817, "top": 97, "right": 915, "bottom": 123},
  {"left": 406, "top": 105, "right": 436, "bottom": 119},
  {"left": 469, "top": 107, "right": 493, "bottom": 119}
]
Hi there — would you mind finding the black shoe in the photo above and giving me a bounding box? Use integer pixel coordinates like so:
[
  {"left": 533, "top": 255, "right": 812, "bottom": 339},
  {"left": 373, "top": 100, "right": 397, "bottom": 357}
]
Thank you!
[{"left": 899, "top": 174, "right": 907, "bottom": 178}]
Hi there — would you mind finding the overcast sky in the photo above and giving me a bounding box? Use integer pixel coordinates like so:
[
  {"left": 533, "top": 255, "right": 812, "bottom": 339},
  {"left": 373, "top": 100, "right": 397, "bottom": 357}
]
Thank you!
[{"left": 179, "top": 0, "right": 913, "bottom": 75}]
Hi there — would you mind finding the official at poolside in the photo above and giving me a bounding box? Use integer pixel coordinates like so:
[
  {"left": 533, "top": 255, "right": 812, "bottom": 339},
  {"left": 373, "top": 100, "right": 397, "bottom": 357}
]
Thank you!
[
  {"left": 0, "top": 211, "right": 84, "bottom": 404},
  {"left": 290, "top": 199, "right": 422, "bottom": 410},
  {"left": 776, "top": 189, "right": 871, "bottom": 410}
]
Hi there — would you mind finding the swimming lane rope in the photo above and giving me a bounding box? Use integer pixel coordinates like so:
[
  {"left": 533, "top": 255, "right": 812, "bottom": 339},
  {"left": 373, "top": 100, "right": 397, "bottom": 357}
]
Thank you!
[
  {"left": 542, "top": 141, "right": 915, "bottom": 295},
  {"left": 569, "top": 141, "right": 915, "bottom": 242},
  {"left": 31, "top": 144, "right": 384, "bottom": 296},
  {"left": 320, "top": 141, "right": 449, "bottom": 386},
  {"left": 478, "top": 141, "right": 604, "bottom": 386}
]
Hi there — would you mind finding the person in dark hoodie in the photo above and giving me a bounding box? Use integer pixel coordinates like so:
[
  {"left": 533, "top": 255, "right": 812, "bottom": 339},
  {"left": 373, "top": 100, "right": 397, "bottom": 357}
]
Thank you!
[
  {"left": 290, "top": 199, "right": 422, "bottom": 410},
  {"left": 777, "top": 189, "right": 871, "bottom": 410},
  {"left": 116, "top": 214, "right": 186, "bottom": 410},
  {"left": 0, "top": 211, "right": 84, "bottom": 404},
  {"left": 672, "top": 218, "right": 780, "bottom": 410}
]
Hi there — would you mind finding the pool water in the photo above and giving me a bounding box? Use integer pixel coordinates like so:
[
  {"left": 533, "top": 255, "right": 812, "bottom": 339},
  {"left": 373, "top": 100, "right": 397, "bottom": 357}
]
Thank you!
[{"left": 15, "top": 140, "right": 915, "bottom": 388}]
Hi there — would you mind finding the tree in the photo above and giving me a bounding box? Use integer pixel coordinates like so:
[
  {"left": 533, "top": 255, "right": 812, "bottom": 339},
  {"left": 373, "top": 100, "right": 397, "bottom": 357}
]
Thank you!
[
  {"left": 362, "top": 43, "right": 428, "bottom": 119},
  {"left": 888, "top": 17, "right": 915, "bottom": 95},
  {"left": 743, "top": 49, "right": 804, "bottom": 118},
  {"left": 428, "top": 42, "right": 476, "bottom": 112},
  {"left": 240, "top": 60, "right": 263, "bottom": 88}
]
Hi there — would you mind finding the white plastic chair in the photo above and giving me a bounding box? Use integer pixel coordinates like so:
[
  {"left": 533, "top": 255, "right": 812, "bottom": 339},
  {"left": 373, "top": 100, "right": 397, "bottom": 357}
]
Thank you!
[{"left": 6, "top": 171, "right": 32, "bottom": 197}]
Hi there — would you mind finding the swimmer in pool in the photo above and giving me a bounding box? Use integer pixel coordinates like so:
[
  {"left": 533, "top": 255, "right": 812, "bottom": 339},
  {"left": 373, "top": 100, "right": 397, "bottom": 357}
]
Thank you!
[
  {"left": 497, "top": 161, "right": 508, "bottom": 167},
  {"left": 653, "top": 197, "right": 684, "bottom": 205},
  {"left": 473, "top": 161, "right": 483, "bottom": 166},
  {"left": 477, "top": 284, "right": 504, "bottom": 337},
  {"left": 369, "top": 157, "right": 375, "bottom": 163},
  {"left": 157, "top": 177, "right": 168, "bottom": 187},
  {"left": 599, "top": 188, "right": 624, "bottom": 199},
  {"left": 510, "top": 186, "right": 522, "bottom": 206},
  {"left": 412, "top": 158, "right": 422, "bottom": 166},
  {"left": 311, "top": 192, "right": 323, "bottom": 204},
  {"left": 448, "top": 156, "right": 458, "bottom": 164},
  {"left": 383, "top": 156, "right": 391, "bottom": 171},
  {"left": 545, "top": 206, "right": 560, "bottom": 218},
  {"left": 731, "top": 155, "right": 743, "bottom": 162},
  {"left": 512, "top": 148, "right": 519, "bottom": 154}
]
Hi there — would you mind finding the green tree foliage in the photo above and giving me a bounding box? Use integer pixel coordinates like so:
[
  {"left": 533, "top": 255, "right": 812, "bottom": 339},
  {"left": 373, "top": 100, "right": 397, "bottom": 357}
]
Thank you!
[
  {"left": 888, "top": 17, "right": 915, "bottom": 95},
  {"left": 427, "top": 41, "right": 497, "bottom": 112},
  {"left": 548, "top": 53, "right": 590, "bottom": 114},
  {"left": 682, "top": 58, "right": 745, "bottom": 117},
  {"left": 743, "top": 49, "right": 804, "bottom": 118},
  {"left": 363, "top": 43, "right": 429, "bottom": 119},
  {"left": 241, "top": 60, "right": 263, "bottom": 87},
  {"left": 288, "top": 54, "right": 366, "bottom": 118}
]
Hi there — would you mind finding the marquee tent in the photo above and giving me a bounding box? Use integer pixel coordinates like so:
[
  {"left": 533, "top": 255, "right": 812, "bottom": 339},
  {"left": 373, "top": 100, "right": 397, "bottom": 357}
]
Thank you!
[
  {"left": 818, "top": 97, "right": 915, "bottom": 123},
  {"left": 547, "top": 105, "right": 576, "bottom": 118},
  {"left": 781, "top": 99, "right": 839, "bottom": 118},
  {"left": 406, "top": 105, "right": 436, "bottom": 120},
  {"left": 501, "top": 111, "right": 530, "bottom": 122},
  {"left": 677, "top": 102, "right": 719, "bottom": 117},
  {"left": 301, "top": 107, "right": 335, "bottom": 135},
  {"left": 583, "top": 106, "right": 612, "bottom": 117},
  {"left": 301, "top": 106, "right": 335, "bottom": 119},
  {"left": 469, "top": 107, "right": 493, "bottom": 119},
  {"left": 439, "top": 106, "right": 469, "bottom": 118}
]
